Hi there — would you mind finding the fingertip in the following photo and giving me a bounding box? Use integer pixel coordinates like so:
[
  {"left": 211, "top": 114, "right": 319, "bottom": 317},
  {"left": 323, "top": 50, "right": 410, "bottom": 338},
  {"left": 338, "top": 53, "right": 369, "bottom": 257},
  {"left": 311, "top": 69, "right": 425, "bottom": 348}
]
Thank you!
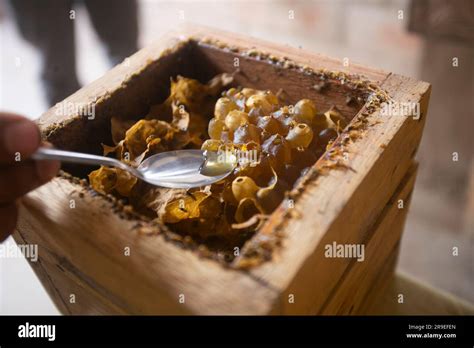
[{"left": 3, "top": 120, "right": 41, "bottom": 159}]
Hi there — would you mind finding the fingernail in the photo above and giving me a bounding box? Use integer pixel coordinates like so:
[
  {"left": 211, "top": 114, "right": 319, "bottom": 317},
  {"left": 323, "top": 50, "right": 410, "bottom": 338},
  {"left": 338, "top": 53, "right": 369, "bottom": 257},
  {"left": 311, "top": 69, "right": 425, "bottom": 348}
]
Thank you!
[
  {"left": 4, "top": 121, "right": 40, "bottom": 156},
  {"left": 36, "top": 159, "right": 61, "bottom": 183}
]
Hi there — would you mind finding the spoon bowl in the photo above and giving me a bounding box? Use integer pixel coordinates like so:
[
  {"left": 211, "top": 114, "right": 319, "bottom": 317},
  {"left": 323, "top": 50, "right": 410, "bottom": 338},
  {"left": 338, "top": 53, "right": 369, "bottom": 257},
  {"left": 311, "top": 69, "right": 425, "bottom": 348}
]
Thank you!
[
  {"left": 137, "top": 149, "right": 234, "bottom": 188},
  {"left": 32, "top": 148, "right": 236, "bottom": 189}
]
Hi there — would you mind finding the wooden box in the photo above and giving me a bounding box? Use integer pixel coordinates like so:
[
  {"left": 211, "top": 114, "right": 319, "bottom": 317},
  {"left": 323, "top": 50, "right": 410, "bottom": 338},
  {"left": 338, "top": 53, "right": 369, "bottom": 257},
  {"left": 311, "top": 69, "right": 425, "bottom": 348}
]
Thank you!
[{"left": 14, "top": 25, "right": 431, "bottom": 315}]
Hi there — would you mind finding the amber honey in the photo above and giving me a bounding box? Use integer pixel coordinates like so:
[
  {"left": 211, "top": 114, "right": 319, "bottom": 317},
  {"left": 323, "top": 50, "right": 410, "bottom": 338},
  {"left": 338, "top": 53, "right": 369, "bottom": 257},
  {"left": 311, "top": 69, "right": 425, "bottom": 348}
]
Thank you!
[{"left": 87, "top": 74, "right": 348, "bottom": 257}]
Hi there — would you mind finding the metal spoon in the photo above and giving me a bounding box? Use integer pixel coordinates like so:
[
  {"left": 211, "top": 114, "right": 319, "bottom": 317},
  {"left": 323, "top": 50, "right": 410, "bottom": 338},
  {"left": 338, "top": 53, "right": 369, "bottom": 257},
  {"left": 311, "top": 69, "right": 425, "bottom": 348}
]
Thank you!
[{"left": 32, "top": 148, "right": 236, "bottom": 189}]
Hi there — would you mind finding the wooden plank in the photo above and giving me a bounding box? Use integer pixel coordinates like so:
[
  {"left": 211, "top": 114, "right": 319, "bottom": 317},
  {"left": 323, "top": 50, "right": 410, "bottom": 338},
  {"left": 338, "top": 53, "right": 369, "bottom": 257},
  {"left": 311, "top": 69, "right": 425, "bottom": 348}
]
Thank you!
[
  {"left": 13, "top": 229, "right": 128, "bottom": 315},
  {"left": 181, "top": 24, "right": 389, "bottom": 83},
  {"left": 361, "top": 272, "right": 474, "bottom": 315},
  {"left": 194, "top": 45, "right": 361, "bottom": 122},
  {"left": 246, "top": 73, "right": 430, "bottom": 314},
  {"left": 15, "top": 178, "right": 279, "bottom": 314},
  {"left": 320, "top": 163, "right": 418, "bottom": 314},
  {"left": 187, "top": 24, "right": 388, "bottom": 123},
  {"left": 13, "top": 231, "right": 72, "bottom": 314},
  {"left": 356, "top": 242, "right": 401, "bottom": 315}
]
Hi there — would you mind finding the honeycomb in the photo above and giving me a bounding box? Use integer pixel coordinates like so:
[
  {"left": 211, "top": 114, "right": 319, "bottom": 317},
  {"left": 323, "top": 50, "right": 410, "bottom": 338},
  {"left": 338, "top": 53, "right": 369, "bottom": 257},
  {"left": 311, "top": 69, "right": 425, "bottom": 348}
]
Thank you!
[{"left": 88, "top": 74, "right": 347, "bottom": 252}]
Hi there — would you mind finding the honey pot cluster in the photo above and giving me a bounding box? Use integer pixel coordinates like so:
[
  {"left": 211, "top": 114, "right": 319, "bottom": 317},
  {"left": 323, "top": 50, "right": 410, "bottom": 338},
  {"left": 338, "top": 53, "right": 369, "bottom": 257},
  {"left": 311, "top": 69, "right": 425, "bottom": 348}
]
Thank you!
[{"left": 88, "top": 74, "right": 348, "bottom": 251}]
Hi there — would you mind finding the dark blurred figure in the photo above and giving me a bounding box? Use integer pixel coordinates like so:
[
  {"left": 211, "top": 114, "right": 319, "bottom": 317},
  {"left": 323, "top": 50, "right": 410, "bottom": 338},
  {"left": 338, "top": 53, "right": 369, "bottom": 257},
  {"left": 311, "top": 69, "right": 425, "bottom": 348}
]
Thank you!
[{"left": 8, "top": 0, "right": 139, "bottom": 106}]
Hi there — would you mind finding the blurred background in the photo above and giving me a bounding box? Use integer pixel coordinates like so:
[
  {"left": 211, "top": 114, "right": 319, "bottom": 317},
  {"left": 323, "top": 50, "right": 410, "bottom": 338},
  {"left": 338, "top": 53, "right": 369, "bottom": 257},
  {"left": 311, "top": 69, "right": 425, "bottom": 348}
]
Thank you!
[{"left": 0, "top": 0, "right": 472, "bottom": 314}]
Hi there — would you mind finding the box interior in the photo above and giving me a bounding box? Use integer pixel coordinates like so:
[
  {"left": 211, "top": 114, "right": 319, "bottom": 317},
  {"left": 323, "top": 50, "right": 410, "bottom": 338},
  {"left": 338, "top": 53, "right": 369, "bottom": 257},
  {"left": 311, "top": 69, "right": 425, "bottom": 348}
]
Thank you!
[{"left": 45, "top": 39, "right": 367, "bottom": 257}]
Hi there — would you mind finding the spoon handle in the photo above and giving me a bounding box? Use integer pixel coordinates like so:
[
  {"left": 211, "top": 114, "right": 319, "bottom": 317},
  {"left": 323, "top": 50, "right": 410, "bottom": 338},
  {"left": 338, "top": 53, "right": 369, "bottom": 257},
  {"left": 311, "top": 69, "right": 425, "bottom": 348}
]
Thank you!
[{"left": 32, "top": 147, "right": 123, "bottom": 168}]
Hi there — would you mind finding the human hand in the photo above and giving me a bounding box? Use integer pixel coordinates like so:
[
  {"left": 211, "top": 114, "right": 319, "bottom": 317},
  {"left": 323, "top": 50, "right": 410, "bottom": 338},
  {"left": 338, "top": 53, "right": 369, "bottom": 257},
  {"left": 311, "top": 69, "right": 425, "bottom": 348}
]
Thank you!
[{"left": 0, "top": 113, "right": 60, "bottom": 241}]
